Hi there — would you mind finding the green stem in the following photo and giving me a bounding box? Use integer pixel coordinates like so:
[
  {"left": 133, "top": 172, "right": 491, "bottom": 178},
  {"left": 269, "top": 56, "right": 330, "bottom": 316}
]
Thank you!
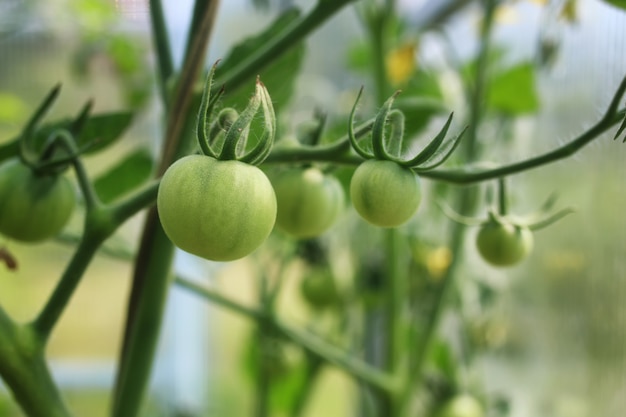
[
  {"left": 174, "top": 277, "right": 397, "bottom": 393},
  {"left": 213, "top": 0, "right": 356, "bottom": 94},
  {"left": 0, "top": 309, "right": 73, "bottom": 417},
  {"left": 157, "top": 0, "right": 221, "bottom": 175},
  {"left": 111, "top": 2, "right": 220, "bottom": 416},
  {"left": 31, "top": 235, "right": 104, "bottom": 342},
  {"left": 398, "top": 1, "right": 498, "bottom": 413},
  {"left": 379, "top": 228, "right": 405, "bottom": 416},
  {"left": 149, "top": 0, "right": 174, "bottom": 105},
  {"left": 289, "top": 356, "right": 323, "bottom": 417},
  {"left": 497, "top": 177, "right": 507, "bottom": 215}
]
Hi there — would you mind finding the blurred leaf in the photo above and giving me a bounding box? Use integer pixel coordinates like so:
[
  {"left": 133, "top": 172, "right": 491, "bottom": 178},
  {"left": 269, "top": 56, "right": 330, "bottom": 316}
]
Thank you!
[
  {"left": 430, "top": 339, "right": 458, "bottom": 383},
  {"left": 0, "top": 93, "right": 28, "bottom": 124},
  {"left": 93, "top": 148, "right": 154, "bottom": 203},
  {"left": 74, "top": 111, "right": 134, "bottom": 153},
  {"left": 487, "top": 62, "right": 539, "bottom": 115},
  {"left": 218, "top": 8, "right": 305, "bottom": 112},
  {"left": 397, "top": 70, "right": 446, "bottom": 140},
  {"left": 346, "top": 41, "right": 372, "bottom": 74},
  {"left": 0, "top": 111, "right": 133, "bottom": 163},
  {"left": 599, "top": 0, "right": 626, "bottom": 11}
]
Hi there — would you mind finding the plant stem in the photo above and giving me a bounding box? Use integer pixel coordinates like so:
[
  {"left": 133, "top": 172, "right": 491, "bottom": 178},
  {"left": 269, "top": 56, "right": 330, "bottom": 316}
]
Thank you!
[
  {"left": 149, "top": 0, "right": 174, "bottom": 105},
  {"left": 379, "top": 228, "right": 405, "bottom": 416},
  {"left": 174, "top": 277, "right": 397, "bottom": 393},
  {"left": 0, "top": 308, "right": 73, "bottom": 417},
  {"left": 213, "top": 0, "right": 356, "bottom": 94},
  {"left": 289, "top": 355, "right": 323, "bottom": 417},
  {"left": 398, "top": 0, "right": 498, "bottom": 413},
  {"left": 31, "top": 235, "right": 104, "bottom": 342},
  {"left": 111, "top": 1, "right": 221, "bottom": 416}
]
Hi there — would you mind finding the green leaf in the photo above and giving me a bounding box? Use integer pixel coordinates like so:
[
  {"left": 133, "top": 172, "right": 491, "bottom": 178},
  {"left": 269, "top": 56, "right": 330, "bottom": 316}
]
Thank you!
[
  {"left": 600, "top": 0, "right": 626, "bottom": 11},
  {"left": 430, "top": 339, "right": 458, "bottom": 383},
  {"left": 487, "top": 62, "right": 540, "bottom": 115},
  {"left": 93, "top": 148, "right": 154, "bottom": 204},
  {"left": 396, "top": 70, "right": 446, "bottom": 141},
  {"left": 76, "top": 112, "right": 134, "bottom": 153},
  {"left": 0, "top": 111, "right": 133, "bottom": 164},
  {"left": 0, "top": 93, "right": 28, "bottom": 124},
  {"left": 346, "top": 41, "right": 372, "bottom": 73},
  {"left": 218, "top": 8, "right": 305, "bottom": 112}
]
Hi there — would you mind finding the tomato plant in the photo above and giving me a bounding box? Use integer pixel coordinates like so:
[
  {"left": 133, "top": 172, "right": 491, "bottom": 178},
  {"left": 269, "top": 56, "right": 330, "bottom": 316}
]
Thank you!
[
  {"left": 157, "top": 155, "right": 276, "bottom": 262},
  {"left": 476, "top": 219, "right": 534, "bottom": 267},
  {"left": 0, "top": 1, "right": 625, "bottom": 417},
  {"left": 350, "top": 159, "right": 421, "bottom": 227},
  {"left": 0, "top": 158, "right": 75, "bottom": 243},
  {"left": 272, "top": 167, "right": 344, "bottom": 238}
]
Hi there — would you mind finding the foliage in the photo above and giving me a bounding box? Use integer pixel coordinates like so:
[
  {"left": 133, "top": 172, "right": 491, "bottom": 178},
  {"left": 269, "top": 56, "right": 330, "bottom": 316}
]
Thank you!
[{"left": 0, "top": 0, "right": 625, "bottom": 417}]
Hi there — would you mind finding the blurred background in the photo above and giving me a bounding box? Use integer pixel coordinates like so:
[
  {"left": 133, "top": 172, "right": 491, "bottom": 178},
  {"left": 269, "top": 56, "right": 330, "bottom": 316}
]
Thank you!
[{"left": 0, "top": 0, "right": 625, "bottom": 416}]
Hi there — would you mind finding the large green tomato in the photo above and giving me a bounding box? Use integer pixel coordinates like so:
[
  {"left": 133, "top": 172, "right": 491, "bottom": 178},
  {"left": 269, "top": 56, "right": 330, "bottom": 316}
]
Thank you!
[
  {"left": 435, "top": 394, "right": 484, "bottom": 417},
  {"left": 0, "top": 158, "right": 75, "bottom": 243},
  {"left": 272, "top": 167, "right": 344, "bottom": 238},
  {"left": 157, "top": 155, "right": 277, "bottom": 262},
  {"left": 476, "top": 220, "right": 533, "bottom": 267},
  {"left": 350, "top": 159, "right": 421, "bottom": 228}
]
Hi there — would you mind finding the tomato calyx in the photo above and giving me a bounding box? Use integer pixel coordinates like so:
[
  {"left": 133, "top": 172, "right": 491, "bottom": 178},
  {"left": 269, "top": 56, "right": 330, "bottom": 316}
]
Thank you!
[
  {"left": 196, "top": 62, "right": 276, "bottom": 166},
  {"left": 348, "top": 87, "right": 467, "bottom": 171}
]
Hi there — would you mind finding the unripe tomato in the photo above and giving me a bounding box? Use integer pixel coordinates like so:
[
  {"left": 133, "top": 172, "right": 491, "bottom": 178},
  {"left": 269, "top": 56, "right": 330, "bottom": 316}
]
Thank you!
[
  {"left": 272, "top": 167, "right": 344, "bottom": 238},
  {"left": 300, "top": 268, "right": 340, "bottom": 309},
  {"left": 349, "top": 159, "right": 421, "bottom": 228},
  {"left": 435, "top": 394, "right": 484, "bottom": 417},
  {"left": 0, "top": 158, "right": 75, "bottom": 243},
  {"left": 157, "top": 155, "right": 277, "bottom": 262},
  {"left": 476, "top": 220, "right": 533, "bottom": 267}
]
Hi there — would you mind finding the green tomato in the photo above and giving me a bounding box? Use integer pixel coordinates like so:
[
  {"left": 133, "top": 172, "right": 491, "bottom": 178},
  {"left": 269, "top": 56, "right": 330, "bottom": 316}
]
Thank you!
[
  {"left": 300, "top": 269, "right": 340, "bottom": 310},
  {"left": 157, "top": 155, "right": 277, "bottom": 262},
  {"left": 436, "top": 394, "right": 484, "bottom": 417},
  {"left": 476, "top": 220, "right": 533, "bottom": 267},
  {"left": 0, "top": 158, "right": 75, "bottom": 243},
  {"left": 272, "top": 167, "right": 344, "bottom": 238},
  {"left": 349, "top": 159, "right": 421, "bottom": 228}
]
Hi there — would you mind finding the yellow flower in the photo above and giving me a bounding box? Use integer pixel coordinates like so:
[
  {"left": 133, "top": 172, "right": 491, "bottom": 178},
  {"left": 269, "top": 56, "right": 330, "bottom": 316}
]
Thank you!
[{"left": 385, "top": 42, "right": 417, "bottom": 87}]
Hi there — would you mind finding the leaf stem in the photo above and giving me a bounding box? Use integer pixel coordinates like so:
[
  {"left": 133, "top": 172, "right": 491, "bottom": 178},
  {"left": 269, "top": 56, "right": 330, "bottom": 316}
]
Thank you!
[
  {"left": 174, "top": 276, "right": 397, "bottom": 393},
  {"left": 213, "top": 0, "right": 356, "bottom": 94}
]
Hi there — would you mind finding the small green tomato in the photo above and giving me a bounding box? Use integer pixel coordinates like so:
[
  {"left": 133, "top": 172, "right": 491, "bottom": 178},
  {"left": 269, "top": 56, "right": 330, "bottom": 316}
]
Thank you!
[
  {"left": 350, "top": 159, "right": 421, "bottom": 228},
  {"left": 157, "top": 155, "right": 277, "bottom": 262},
  {"left": 272, "top": 167, "right": 344, "bottom": 238},
  {"left": 300, "top": 268, "right": 340, "bottom": 310},
  {"left": 0, "top": 158, "right": 75, "bottom": 243},
  {"left": 435, "top": 394, "right": 485, "bottom": 417},
  {"left": 476, "top": 220, "right": 533, "bottom": 267}
]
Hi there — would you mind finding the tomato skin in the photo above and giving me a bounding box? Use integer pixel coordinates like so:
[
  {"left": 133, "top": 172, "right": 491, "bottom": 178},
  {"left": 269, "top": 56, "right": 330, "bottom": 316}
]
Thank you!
[
  {"left": 435, "top": 394, "right": 484, "bottom": 417},
  {"left": 300, "top": 268, "right": 340, "bottom": 309},
  {"left": 476, "top": 220, "right": 533, "bottom": 266},
  {"left": 349, "top": 159, "right": 421, "bottom": 228},
  {"left": 157, "top": 155, "right": 277, "bottom": 262},
  {"left": 0, "top": 158, "right": 75, "bottom": 243},
  {"left": 272, "top": 167, "right": 344, "bottom": 238}
]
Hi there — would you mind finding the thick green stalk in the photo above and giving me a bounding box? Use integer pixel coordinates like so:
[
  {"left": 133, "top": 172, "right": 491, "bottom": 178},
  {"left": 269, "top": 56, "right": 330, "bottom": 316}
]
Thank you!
[
  {"left": 0, "top": 309, "right": 72, "bottom": 417},
  {"left": 111, "top": 1, "right": 220, "bottom": 416},
  {"left": 149, "top": 0, "right": 174, "bottom": 104},
  {"left": 378, "top": 228, "right": 405, "bottom": 416}
]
